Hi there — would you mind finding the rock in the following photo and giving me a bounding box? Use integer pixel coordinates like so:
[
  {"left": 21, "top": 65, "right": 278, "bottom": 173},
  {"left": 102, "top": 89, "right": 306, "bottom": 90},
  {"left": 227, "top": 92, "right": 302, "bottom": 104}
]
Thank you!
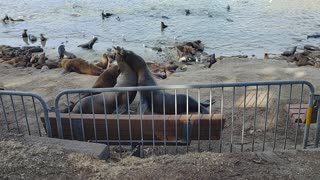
[
  {"left": 40, "top": 65, "right": 49, "bottom": 72},
  {"left": 304, "top": 45, "right": 320, "bottom": 51}
]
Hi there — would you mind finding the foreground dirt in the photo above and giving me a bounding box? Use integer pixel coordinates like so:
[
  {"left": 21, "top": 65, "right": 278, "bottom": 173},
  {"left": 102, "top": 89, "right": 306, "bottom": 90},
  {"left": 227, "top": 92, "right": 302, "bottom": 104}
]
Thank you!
[{"left": 0, "top": 133, "right": 320, "bottom": 180}]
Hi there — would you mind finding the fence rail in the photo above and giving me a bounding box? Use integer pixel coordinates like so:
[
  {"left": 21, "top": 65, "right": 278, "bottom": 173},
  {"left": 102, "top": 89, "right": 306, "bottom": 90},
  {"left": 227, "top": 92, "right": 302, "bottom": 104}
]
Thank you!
[{"left": 1, "top": 80, "right": 319, "bottom": 159}]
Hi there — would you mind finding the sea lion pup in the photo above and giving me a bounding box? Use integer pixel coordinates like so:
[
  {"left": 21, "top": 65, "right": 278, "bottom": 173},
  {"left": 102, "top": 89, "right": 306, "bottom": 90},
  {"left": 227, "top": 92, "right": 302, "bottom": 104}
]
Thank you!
[
  {"left": 58, "top": 45, "right": 77, "bottom": 59},
  {"left": 95, "top": 53, "right": 109, "bottom": 69},
  {"left": 33, "top": 53, "right": 46, "bottom": 69},
  {"left": 78, "top": 36, "right": 98, "bottom": 49},
  {"left": 114, "top": 47, "right": 209, "bottom": 114},
  {"left": 60, "top": 58, "right": 103, "bottom": 76},
  {"left": 161, "top": 22, "right": 168, "bottom": 31},
  {"left": 71, "top": 48, "right": 138, "bottom": 114},
  {"left": 281, "top": 46, "right": 297, "bottom": 57}
]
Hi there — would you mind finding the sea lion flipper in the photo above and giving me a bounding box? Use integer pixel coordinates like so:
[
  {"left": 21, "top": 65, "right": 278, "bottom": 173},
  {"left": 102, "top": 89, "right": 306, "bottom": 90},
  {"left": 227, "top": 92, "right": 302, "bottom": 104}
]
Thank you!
[{"left": 200, "top": 99, "right": 216, "bottom": 108}]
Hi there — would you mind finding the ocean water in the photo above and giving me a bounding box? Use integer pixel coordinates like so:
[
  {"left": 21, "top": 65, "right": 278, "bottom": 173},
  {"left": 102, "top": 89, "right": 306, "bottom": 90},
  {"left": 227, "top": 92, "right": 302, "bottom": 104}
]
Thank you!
[{"left": 1, "top": 0, "right": 320, "bottom": 61}]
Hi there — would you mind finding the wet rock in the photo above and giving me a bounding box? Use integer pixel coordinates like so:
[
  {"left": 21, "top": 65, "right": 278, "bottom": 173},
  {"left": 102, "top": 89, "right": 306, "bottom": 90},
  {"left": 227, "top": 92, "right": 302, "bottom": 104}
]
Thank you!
[{"left": 304, "top": 45, "right": 320, "bottom": 51}]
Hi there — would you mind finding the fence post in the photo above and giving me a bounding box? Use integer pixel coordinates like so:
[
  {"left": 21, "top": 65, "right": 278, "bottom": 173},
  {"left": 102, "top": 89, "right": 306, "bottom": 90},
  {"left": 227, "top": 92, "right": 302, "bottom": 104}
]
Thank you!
[
  {"left": 314, "top": 95, "right": 320, "bottom": 148},
  {"left": 303, "top": 93, "right": 314, "bottom": 148}
]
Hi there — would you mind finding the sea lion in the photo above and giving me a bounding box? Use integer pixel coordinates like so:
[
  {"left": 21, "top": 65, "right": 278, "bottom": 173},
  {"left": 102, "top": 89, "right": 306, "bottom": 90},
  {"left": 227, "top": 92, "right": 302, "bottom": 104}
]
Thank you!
[
  {"left": 208, "top": 53, "right": 217, "bottom": 68},
  {"left": 61, "top": 64, "right": 120, "bottom": 113},
  {"left": 33, "top": 53, "right": 46, "bottom": 69},
  {"left": 113, "top": 47, "right": 209, "bottom": 114},
  {"left": 71, "top": 49, "right": 138, "bottom": 114},
  {"left": 58, "top": 45, "right": 77, "bottom": 59},
  {"left": 40, "top": 34, "right": 47, "bottom": 41},
  {"left": 61, "top": 58, "right": 103, "bottom": 76},
  {"left": 102, "top": 11, "right": 114, "bottom": 19},
  {"left": 227, "top": 5, "right": 231, "bottom": 11},
  {"left": 281, "top": 46, "right": 297, "bottom": 57},
  {"left": 185, "top": 9, "right": 190, "bottom": 15},
  {"left": 161, "top": 22, "right": 168, "bottom": 31},
  {"left": 307, "top": 34, "right": 320, "bottom": 39},
  {"left": 95, "top": 53, "right": 109, "bottom": 69},
  {"left": 78, "top": 37, "right": 98, "bottom": 49},
  {"left": 22, "top": 29, "right": 28, "bottom": 38},
  {"left": 2, "top": 15, "right": 9, "bottom": 24},
  {"left": 28, "top": 34, "right": 37, "bottom": 42}
]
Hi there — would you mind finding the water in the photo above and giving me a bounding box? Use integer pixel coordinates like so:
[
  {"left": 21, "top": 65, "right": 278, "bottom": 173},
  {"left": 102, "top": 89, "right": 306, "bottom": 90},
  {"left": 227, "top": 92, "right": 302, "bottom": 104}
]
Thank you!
[{"left": 1, "top": 0, "right": 320, "bottom": 61}]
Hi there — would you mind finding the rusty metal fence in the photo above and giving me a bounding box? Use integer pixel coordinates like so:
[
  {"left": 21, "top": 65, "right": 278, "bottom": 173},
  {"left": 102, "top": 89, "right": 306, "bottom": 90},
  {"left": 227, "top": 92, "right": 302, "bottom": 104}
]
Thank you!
[{"left": 1, "top": 80, "right": 320, "bottom": 158}]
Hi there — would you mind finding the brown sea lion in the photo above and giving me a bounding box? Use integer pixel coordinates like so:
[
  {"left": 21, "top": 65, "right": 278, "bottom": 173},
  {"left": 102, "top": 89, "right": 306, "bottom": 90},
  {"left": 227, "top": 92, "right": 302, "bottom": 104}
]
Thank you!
[
  {"left": 95, "top": 53, "right": 109, "bottom": 69},
  {"left": 61, "top": 64, "right": 120, "bottom": 113},
  {"left": 71, "top": 48, "right": 138, "bottom": 114},
  {"left": 60, "top": 58, "right": 103, "bottom": 76},
  {"left": 33, "top": 53, "right": 46, "bottom": 69},
  {"left": 113, "top": 47, "right": 209, "bottom": 115}
]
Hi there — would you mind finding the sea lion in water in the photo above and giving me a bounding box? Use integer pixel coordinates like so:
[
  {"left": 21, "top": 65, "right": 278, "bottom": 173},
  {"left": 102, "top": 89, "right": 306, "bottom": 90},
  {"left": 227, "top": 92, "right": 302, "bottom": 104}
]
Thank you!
[
  {"left": 161, "top": 22, "right": 168, "bottom": 31},
  {"left": 22, "top": 29, "right": 28, "bottom": 38},
  {"left": 71, "top": 48, "right": 138, "bottom": 114},
  {"left": 40, "top": 34, "right": 47, "bottom": 41},
  {"left": 113, "top": 47, "right": 209, "bottom": 114},
  {"left": 28, "top": 34, "right": 37, "bottom": 42},
  {"left": 78, "top": 37, "right": 98, "bottom": 49},
  {"left": 60, "top": 58, "right": 103, "bottom": 76}
]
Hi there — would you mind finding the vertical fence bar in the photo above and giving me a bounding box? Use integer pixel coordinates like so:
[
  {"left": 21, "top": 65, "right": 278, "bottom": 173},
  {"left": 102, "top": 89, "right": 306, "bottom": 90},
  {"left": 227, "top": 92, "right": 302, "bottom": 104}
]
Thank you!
[
  {"left": 66, "top": 93, "right": 74, "bottom": 140},
  {"left": 252, "top": 85, "right": 258, "bottom": 152},
  {"left": 175, "top": 89, "right": 178, "bottom": 154},
  {"left": 314, "top": 95, "right": 320, "bottom": 148},
  {"left": 303, "top": 93, "right": 314, "bottom": 148},
  {"left": 220, "top": 87, "right": 224, "bottom": 153},
  {"left": 0, "top": 95, "right": 9, "bottom": 131},
  {"left": 115, "top": 93, "right": 122, "bottom": 158},
  {"left": 78, "top": 93, "right": 86, "bottom": 141},
  {"left": 209, "top": 89, "right": 212, "bottom": 151},
  {"left": 186, "top": 89, "right": 189, "bottom": 153},
  {"left": 263, "top": 85, "right": 270, "bottom": 151},
  {"left": 295, "top": 84, "right": 304, "bottom": 149},
  {"left": 21, "top": 96, "right": 30, "bottom": 135},
  {"left": 230, "top": 87, "right": 235, "bottom": 152},
  {"left": 90, "top": 93, "right": 97, "bottom": 142},
  {"left": 273, "top": 85, "right": 282, "bottom": 151},
  {"left": 284, "top": 84, "right": 293, "bottom": 150},
  {"left": 126, "top": 91, "right": 133, "bottom": 150},
  {"left": 10, "top": 95, "right": 20, "bottom": 134},
  {"left": 163, "top": 90, "right": 167, "bottom": 154},
  {"left": 241, "top": 86, "right": 247, "bottom": 152},
  {"left": 102, "top": 93, "right": 110, "bottom": 156},
  {"left": 151, "top": 91, "right": 155, "bottom": 155},
  {"left": 31, "top": 97, "right": 42, "bottom": 136},
  {"left": 198, "top": 88, "right": 201, "bottom": 152},
  {"left": 139, "top": 92, "right": 144, "bottom": 157}
]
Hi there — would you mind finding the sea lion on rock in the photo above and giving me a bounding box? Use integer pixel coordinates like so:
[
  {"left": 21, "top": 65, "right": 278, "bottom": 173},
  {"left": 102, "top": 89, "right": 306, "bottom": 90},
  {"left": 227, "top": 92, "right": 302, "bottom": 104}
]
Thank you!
[
  {"left": 78, "top": 37, "right": 98, "bottom": 49},
  {"left": 114, "top": 47, "right": 209, "bottom": 114},
  {"left": 61, "top": 58, "right": 103, "bottom": 76},
  {"left": 281, "top": 46, "right": 297, "bottom": 57},
  {"left": 58, "top": 45, "right": 77, "bottom": 59},
  {"left": 71, "top": 48, "right": 137, "bottom": 114},
  {"left": 95, "top": 53, "right": 109, "bottom": 69}
]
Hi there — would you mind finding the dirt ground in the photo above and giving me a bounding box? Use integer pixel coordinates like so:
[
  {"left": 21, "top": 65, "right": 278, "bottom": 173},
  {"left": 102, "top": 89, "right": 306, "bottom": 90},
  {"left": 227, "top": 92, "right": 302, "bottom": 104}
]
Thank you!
[
  {"left": 1, "top": 133, "right": 320, "bottom": 180},
  {"left": 1, "top": 54, "right": 320, "bottom": 179}
]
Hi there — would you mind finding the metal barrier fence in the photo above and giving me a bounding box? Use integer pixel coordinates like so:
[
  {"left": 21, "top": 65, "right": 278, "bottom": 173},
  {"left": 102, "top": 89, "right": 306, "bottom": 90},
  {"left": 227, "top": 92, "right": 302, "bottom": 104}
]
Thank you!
[
  {"left": 51, "top": 80, "right": 318, "bottom": 158},
  {"left": 0, "top": 90, "right": 51, "bottom": 137}
]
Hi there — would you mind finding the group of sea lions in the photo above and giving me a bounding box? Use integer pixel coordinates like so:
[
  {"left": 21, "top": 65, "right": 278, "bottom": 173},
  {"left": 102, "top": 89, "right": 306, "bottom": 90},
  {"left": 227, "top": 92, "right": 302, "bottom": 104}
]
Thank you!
[
  {"left": 264, "top": 45, "right": 320, "bottom": 67},
  {"left": 63, "top": 47, "right": 211, "bottom": 115},
  {"left": 0, "top": 45, "right": 60, "bottom": 69}
]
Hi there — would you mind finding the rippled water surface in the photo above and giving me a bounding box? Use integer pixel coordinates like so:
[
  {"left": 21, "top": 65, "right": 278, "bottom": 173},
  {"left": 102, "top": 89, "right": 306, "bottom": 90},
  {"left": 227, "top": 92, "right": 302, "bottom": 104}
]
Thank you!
[{"left": 1, "top": 0, "right": 320, "bottom": 60}]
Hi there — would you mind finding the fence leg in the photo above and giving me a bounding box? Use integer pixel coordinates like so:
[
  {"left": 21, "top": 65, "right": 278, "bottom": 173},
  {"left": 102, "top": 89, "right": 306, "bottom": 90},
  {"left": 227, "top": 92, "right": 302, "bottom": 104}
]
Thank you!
[
  {"left": 303, "top": 94, "right": 314, "bottom": 148},
  {"left": 314, "top": 95, "right": 320, "bottom": 148}
]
